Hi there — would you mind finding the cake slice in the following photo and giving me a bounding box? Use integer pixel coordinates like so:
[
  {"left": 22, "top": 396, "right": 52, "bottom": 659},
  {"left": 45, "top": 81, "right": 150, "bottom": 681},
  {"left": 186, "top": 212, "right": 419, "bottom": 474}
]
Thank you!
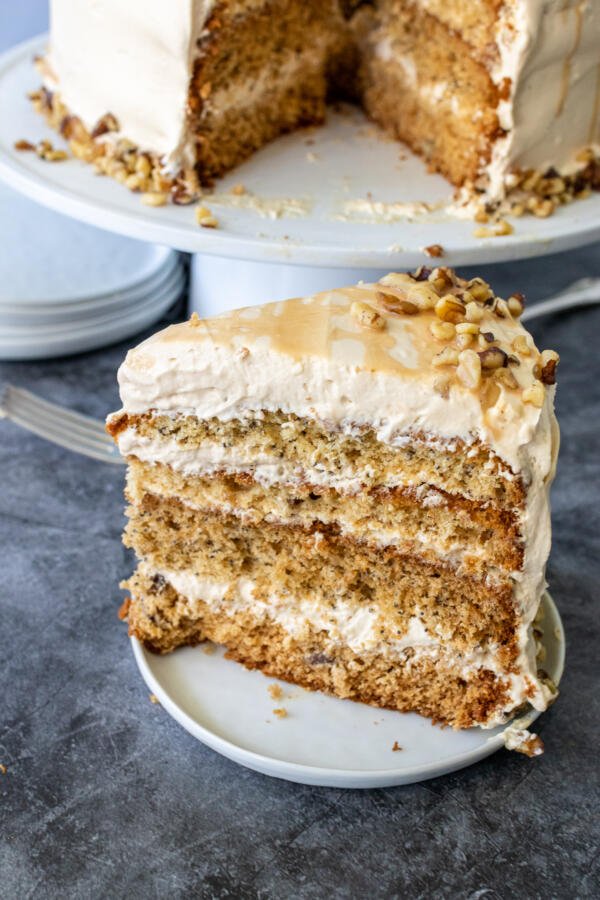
[{"left": 107, "top": 267, "right": 560, "bottom": 728}]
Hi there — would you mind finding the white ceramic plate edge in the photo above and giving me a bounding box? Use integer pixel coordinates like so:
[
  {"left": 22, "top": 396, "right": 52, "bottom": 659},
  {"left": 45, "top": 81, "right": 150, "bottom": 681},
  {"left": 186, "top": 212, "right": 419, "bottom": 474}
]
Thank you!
[{"left": 131, "top": 592, "right": 565, "bottom": 788}]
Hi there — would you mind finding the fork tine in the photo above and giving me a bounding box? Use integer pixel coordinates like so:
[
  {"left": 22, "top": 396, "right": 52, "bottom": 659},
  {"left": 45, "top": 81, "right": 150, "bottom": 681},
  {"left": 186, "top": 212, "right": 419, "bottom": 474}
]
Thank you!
[
  {"left": 9, "top": 389, "right": 112, "bottom": 446},
  {"left": 5, "top": 409, "right": 124, "bottom": 463},
  {"left": 6, "top": 386, "right": 110, "bottom": 437}
]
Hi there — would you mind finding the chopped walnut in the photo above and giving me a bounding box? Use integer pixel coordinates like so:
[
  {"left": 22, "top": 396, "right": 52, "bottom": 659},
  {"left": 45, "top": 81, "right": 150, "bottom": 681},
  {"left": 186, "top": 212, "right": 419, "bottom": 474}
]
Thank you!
[
  {"left": 540, "top": 349, "right": 560, "bottom": 385},
  {"left": 465, "top": 301, "right": 485, "bottom": 323},
  {"left": 479, "top": 347, "right": 508, "bottom": 370},
  {"left": 376, "top": 290, "right": 418, "bottom": 315},
  {"left": 522, "top": 381, "right": 545, "bottom": 407},
  {"left": 512, "top": 335, "right": 532, "bottom": 356},
  {"left": 196, "top": 205, "right": 218, "bottom": 228},
  {"left": 91, "top": 112, "right": 119, "bottom": 138},
  {"left": 507, "top": 293, "right": 526, "bottom": 317},
  {"left": 423, "top": 243, "right": 444, "bottom": 258},
  {"left": 503, "top": 726, "right": 544, "bottom": 757},
  {"left": 456, "top": 333, "right": 474, "bottom": 350},
  {"left": 494, "top": 368, "right": 519, "bottom": 390},
  {"left": 430, "top": 320, "right": 455, "bottom": 341},
  {"left": 14, "top": 139, "right": 35, "bottom": 151},
  {"left": 141, "top": 191, "right": 168, "bottom": 207},
  {"left": 466, "top": 278, "right": 493, "bottom": 303},
  {"left": 456, "top": 349, "right": 482, "bottom": 389},
  {"left": 432, "top": 346, "right": 460, "bottom": 367},
  {"left": 351, "top": 301, "right": 385, "bottom": 330},
  {"left": 435, "top": 295, "right": 465, "bottom": 324}
]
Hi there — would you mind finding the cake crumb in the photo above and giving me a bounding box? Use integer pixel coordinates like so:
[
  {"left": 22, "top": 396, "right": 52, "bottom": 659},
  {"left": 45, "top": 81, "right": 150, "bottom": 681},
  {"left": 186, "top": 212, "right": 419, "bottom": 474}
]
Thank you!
[
  {"left": 189, "top": 311, "right": 201, "bottom": 327},
  {"left": 202, "top": 643, "right": 215, "bottom": 655},
  {"left": 0, "top": 764, "right": 6, "bottom": 775},
  {"left": 306, "top": 151, "right": 319, "bottom": 163},
  {"left": 149, "top": 694, "right": 160, "bottom": 705},
  {"left": 14, "top": 139, "right": 35, "bottom": 151},
  {"left": 474, "top": 219, "right": 514, "bottom": 238},
  {"left": 230, "top": 183, "right": 246, "bottom": 195},
  {"left": 268, "top": 684, "right": 283, "bottom": 700},
  {"left": 273, "top": 707, "right": 288, "bottom": 719},
  {"left": 503, "top": 726, "right": 544, "bottom": 757},
  {"left": 117, "top": 597, "right": 131, "bottom": 621},
  {"left": 424, "top": 243, "right": 444, "bottom": 258},
  {"left": 392, "top": 741, "right": 403, "bottom": 752}
]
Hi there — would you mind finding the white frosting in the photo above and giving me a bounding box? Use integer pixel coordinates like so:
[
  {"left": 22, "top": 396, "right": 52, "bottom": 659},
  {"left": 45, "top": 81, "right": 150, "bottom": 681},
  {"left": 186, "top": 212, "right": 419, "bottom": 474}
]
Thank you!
[
  {"left": 143, "top": 564, "right": 551, "bottom": 726},
  {"left": 112, "top": 286, "right": 552, "bottom": 473},
  {"left": 488, "top": 0, "right": 600, "bottom": 198},
  {"left": 46, "top": 0, "right": 214, "bottom": 171}
]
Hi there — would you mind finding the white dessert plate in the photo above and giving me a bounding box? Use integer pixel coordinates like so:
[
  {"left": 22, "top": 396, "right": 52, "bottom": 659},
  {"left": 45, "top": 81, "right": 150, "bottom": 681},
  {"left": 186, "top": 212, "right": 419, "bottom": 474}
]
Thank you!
[
  {"left": 132, "top": 591, "right": 564, "bottom": 788},
  {"left": 2, "top": 36, "right": 600, "bottom": 270},
  {"left": 0, "top": 260, "right": 185, "bottom": 359},
  {"left": 0, "top": 252, "right": 182, "bottom": 324}
]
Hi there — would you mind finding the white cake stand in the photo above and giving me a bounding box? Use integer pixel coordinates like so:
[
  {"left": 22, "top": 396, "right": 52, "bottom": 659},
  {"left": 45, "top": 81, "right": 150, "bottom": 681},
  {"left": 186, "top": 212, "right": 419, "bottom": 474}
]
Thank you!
[{"left": 2, "top": 35, "right": 600, "bottom": 314}]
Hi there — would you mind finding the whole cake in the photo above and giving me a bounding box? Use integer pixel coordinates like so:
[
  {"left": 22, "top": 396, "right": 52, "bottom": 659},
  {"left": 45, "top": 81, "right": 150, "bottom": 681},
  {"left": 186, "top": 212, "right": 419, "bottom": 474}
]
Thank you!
[
  {"left": 33, "top": 0, "right": 600, "bottom": 215},
  {"left": 107, "top": 267, "right": 560, "bottom": 728}
]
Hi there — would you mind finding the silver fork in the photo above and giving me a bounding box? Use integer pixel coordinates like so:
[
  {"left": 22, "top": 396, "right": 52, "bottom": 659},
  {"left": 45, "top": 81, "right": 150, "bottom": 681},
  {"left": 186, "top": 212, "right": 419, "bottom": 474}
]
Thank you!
[
  {"left": 0, "top": 384, "right": 125, "bottom": 465},
  {"left": 1, "top": 277, "right": 599, "bottom": 464}
]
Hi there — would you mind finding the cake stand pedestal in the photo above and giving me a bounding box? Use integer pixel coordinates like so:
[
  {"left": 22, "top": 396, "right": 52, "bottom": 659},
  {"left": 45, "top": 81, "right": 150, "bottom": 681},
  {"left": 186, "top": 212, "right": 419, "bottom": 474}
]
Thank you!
[
  {"left": 189, "top": 256, "right": 390, "bottom": 315},
  {"left": 2, "top": 35, "right": 600, "bottom": 319}
]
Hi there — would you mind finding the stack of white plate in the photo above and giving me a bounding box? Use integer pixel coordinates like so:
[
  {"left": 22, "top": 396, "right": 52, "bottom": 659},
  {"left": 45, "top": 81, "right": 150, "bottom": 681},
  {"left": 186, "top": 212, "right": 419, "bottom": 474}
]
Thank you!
[{"left": 0, "top": 184, "right": 185, "bottom": 360}]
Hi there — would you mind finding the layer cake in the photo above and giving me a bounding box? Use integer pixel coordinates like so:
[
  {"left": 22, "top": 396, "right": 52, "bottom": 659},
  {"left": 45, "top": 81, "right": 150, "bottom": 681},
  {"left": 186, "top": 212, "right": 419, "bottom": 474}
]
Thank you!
[
  {"left": 108, "top": 267, "right": 560, "bottom": 728},
  {"left": 32, "top": 1, "right": 600, "bottom": 215}
]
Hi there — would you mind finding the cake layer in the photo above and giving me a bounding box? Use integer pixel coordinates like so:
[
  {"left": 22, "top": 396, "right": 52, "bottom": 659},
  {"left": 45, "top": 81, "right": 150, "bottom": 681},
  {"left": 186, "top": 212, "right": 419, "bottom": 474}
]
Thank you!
[
  {"left": 124, "top": 565, "right": 520, "bottom": 728},
  {"left": 189, "top": 0, "right": 341, "bottom": 181},
  {"left": 125, "top": 458, "right": 523, "bottom": 575},
  {"left": 358, "top": 1, "right": 501, "bottom": 185},
  {"left": 124, "top": 493, "right": 519, "bottom": 660},
  {"left": 411, "top": 0, "right": 502, "bottom": 58},
  {"left": 109, "top": 411, "right": 525, "bottom": 509}
]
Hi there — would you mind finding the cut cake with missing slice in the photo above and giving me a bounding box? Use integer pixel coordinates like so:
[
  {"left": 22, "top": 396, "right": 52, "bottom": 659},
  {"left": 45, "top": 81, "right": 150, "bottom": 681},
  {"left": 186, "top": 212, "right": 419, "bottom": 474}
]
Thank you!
[{"left": 107, "top": 267, "right": 560, "bottom": 728}]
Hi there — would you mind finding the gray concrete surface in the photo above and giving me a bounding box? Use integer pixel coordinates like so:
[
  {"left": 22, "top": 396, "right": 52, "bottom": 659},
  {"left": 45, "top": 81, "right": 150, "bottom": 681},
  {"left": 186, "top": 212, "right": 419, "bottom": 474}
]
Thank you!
[
  {"left": 0, "top": 11, "right": 599, "bottom": 899},
  {"left": 1, "top": 250, "right": 599, "bottom": 899}
]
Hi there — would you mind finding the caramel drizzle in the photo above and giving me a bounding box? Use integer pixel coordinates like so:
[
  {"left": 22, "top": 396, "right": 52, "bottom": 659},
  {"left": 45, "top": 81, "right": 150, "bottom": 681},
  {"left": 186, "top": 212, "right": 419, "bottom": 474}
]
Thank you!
[
  {"left": 589, "top": 62, "right": 600, "bottom": 143},
  {"left": 180, "top": 287, "right": 434, "bottom": 378},
  {"left": 557, "top": 1, "right": 585, "bottom": 117}
]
